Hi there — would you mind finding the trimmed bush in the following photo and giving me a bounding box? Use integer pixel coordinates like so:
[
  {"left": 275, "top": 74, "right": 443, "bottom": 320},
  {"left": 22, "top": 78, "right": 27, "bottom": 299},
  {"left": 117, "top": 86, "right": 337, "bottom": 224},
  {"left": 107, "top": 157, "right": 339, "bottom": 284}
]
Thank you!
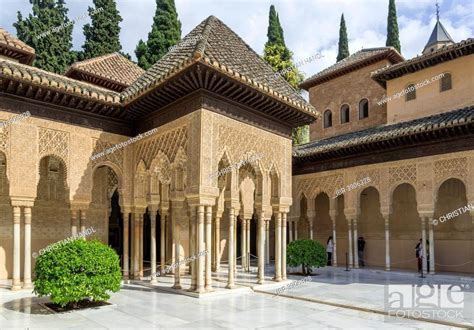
[
  {"left": 287, "top": 239, "right": 327, "bottom": 275},
  {"left": 33, "top": 239, "right": 121, "bottom": 308}
]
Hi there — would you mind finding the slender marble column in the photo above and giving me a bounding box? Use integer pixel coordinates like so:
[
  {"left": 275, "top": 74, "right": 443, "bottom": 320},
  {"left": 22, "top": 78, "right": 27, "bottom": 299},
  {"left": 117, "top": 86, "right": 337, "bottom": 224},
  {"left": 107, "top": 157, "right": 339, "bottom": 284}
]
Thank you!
[
  {"left": 246, "top": 219, "right": 250, "bottom": 269},
  {"left": 309, "top": 219, "right": 314, "bottom": 240},
  {"left": 241, "top": 217, "right": 246, "bottom": 270},
  {"left": 428, "top": 217, "right": 435, "bottom": 274},
  {"left": 294, "top": 221, "right": 298, "bottom": 240},
  {"left": 332, "top": 219, "right": 338, "bottom": 267},
  {"left": 172, "top": 208, "right": 181, "bottom": 289},
  {"left": 190, "top": 207, "right": 197, "bottom": 290},
  {"left": 80, "top": 210, "right": 86, "bottom": 239},
  {"left": 23, "top": 207, "right": 32, "bottom": 289},
  {"left": 134, "top": 213, "right": 140, "bottom": 279},
  {"left": 257, "top": 213, "right": 265, "bottom": 284},
  {"left": 347, "top": 218, "right": 353, "bottom": 268},
  {"left": 421, "top": 217, "right": 428, "bottom": 273},
  {"left": 71, "top": 209, "right": 78, "bottom": 236},
  {"left": 123, "top": 212, "right": 129, "bottom": 279},
  {"left": 226, "top": 207, "right": 235, "bottom": 289},
  {"left": 150, "top": 209, "right": 157, "bottom": 284},
  {"left": 12, "top": 206, "right": 21, "bottom": 290},
  {"left": 205, "top": 206, "right": 212, "bottom": 291},
  {"left": 384, "top": 216, "right": 390, "bottom": 271},
  {"left": 353, "top": 218, "right": 359, "bottom": 269},
  {"left": 214, "top": 217, "right": 221, "bottom": 272},
  {"left": 196, "top": 205, "right": 205, "bottom": 292},
  {"left": 274, "top": 212, "right": 282, "bottom": 281},
  {"left": 130, "top": 213, "right": 135, "bottom": 278},
  {"left": 234, "top": 218, "right": 237, "bottom": 274},
  {"left": 288, "top": 220, "right": 293, "bottom": 243},
  {"left": 265, "top": 220, "right": 270, "bottom": 265},
  {"left": 139, "top": 213, "right": 144, "bottom": 277},
  {"left": 160, "top": 212, "right": 166, "bottom": 275},
  {"left": 282, "top": 213, "right": 287, "bottom": 280}
]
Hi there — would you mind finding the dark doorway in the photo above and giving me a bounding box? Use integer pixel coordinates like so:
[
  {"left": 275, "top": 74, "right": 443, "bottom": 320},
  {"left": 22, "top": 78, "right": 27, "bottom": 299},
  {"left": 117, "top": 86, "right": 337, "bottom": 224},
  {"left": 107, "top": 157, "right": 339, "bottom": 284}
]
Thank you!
[{"left": 108, "top": 189, "right": 123, "bottom": 260}]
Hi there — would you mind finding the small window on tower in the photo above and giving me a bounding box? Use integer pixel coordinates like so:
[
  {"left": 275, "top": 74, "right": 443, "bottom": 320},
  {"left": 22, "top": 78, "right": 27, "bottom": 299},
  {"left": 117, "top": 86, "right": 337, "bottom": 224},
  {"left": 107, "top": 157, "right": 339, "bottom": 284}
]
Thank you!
[
  {"left": 406, "top": 84, "right": 416, "bottom": 101},
  {"left": 359, "top": 99, "right": 369, "bottom": 119},
  {"left": 440, "top": 73, "right": 452, "bottom": 92},
  {"left": 340, "top": 105, "right": 350, "bottom": 124},
  {"left": 324, "top": 110, "right": 332, "bottom": 128}
]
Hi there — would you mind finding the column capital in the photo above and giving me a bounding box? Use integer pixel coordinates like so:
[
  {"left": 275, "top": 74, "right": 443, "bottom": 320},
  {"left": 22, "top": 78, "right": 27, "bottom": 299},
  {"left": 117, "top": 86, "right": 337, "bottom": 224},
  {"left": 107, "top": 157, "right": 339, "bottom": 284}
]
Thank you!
[{"left": 11, "top": 197, "right": 35, "bottom": 208}]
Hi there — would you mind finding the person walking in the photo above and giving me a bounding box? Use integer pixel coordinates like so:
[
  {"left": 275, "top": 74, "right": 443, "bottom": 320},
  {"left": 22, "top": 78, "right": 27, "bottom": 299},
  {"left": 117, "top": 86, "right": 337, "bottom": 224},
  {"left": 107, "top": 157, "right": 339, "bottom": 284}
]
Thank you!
[
  {"left": 358, "top": 237, "right": 365, "bottom": 267},
  {"left": 326, "top": 236, "right": 334, "bottom": 266},
  {"left": 415, "top": 239, "right": 422, "bottom": 272}
]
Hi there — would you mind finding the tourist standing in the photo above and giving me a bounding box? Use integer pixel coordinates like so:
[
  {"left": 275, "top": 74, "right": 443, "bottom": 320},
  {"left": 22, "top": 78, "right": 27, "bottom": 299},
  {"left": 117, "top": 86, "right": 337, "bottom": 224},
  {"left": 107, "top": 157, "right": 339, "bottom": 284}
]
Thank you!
[
  {"left": 326, "top": 236, "right": 334, "bottom": 266},
  {"left": 415, "top": 238, "right": 422, "bottom": 272},
  {"left": 358, "top": 237, "right": 365, "bottom": 267}
]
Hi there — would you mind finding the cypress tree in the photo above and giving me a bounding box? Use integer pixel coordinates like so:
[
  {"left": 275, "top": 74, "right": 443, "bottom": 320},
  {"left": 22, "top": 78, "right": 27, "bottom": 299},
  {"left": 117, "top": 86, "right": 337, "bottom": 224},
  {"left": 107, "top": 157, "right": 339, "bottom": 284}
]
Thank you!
[
  {"left": 135, "top": 0, "right": 181, "bottom": 70},
  {"left": 14, "top": 0, "right": 75, "bottom": 73},
  {"left": 266, "top": 5, "right": 283, "bottom": 46},
  {"left": 336, "top": 14, "right": 349, "bottom": 62},
  {"left": 82, "top": 0, "right": 123, "bottom": 59},
  {"left": 386, "top": 0, "right": 401, "bottom": 53},
  {"left": 263, "top": 5, "right": 306, "bottom": 144}
]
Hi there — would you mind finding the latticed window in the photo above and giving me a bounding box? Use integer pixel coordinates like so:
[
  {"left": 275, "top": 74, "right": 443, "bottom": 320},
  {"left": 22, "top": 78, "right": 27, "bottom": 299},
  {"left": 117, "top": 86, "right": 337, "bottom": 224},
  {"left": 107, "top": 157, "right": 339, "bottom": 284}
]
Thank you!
[
  {"left": 440, "top": 73, "right": 452, "bottom": 92},
  {"left": 340, "top": 105, "right": 350, "bottom": 124},
  {"left": 359, "top": 99, "right": 369, "bottom": 119},
  {"left": 324, "top": 110, "right": 332, "bottom": 128},
  {"left": 405, "top": 84, "right": 416, "bottom": 101}
]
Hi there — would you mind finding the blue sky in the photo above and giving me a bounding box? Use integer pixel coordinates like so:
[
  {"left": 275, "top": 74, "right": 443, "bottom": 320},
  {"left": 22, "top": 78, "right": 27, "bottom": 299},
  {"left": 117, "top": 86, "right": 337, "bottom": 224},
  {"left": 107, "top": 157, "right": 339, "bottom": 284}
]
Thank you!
[{"left": 0, "top": 0, "right": 472, "bottom": 80}]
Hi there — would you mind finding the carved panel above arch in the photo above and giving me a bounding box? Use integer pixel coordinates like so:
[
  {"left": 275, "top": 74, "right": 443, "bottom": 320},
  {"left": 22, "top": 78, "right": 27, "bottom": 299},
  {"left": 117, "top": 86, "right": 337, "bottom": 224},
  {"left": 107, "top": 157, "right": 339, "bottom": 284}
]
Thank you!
[
  {"left": 434, "top": 157, "right": 467, "bottom": 182},
  {"left": 0, "top": 124, "right": 8, "bottom": 152},
  {"left": 389, "top": 164, "right": 416, "bottom": 186},
  {"left": 91, "top": 139, "right": 123, "bottom": 170},
  {"left": 38, "top": 127, "right": 69, "bottom": 162},
  {"left": 295, "top": 174, "right": 344, "bottom": 200},
  {"left": 135, "top": 125, "right": 188, "bottom": 168},
  {"left": 356, "top": 168, "right": 381, "bottom": 188},
  {"left": 216, "top": 123, "right": 282, "bottom": 172}
]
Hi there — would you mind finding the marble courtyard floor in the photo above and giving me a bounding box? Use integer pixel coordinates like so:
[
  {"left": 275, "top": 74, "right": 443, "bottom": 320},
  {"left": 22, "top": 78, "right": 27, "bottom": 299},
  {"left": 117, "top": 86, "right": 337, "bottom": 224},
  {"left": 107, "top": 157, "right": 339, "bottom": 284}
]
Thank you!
[{"left": 1, "top": 266, "right": 473, "bottom": 329}]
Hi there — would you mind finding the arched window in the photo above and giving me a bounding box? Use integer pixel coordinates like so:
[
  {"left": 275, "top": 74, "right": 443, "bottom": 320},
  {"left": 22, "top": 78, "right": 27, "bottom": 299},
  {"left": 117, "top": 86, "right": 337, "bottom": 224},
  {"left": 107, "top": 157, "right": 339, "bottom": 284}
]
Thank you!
[
  {"left": 359, "top": 99, "right": 369, "bottom": 119},
  {"left": 324, "top": 110, "right": 332, "bottom": 128},
  {"left": 405, "top": 84, "right": 416, "bottom": 101},
  {"left": 340, "top": 104, "right": 350, "bottom": 124},
  {"left": 440, "top": 73, "right": 452, "bottom": 92}
]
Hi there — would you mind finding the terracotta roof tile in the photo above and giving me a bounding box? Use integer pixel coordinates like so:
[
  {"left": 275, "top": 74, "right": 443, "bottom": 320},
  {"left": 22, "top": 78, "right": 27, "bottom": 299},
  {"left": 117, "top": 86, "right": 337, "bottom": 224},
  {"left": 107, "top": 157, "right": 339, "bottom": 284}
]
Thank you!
[
  {"left": 0, "top": 58, "right": 121, "bottom": 104},
  {"left": 0, "top": 28, "right": 35, "bottom": 65},
  {"left": 293, "top": 105, "right": 474, "bottom": 158},
  {"left": 122, "top": 15, "right": 315, "bottom": 116},
  {"left": 300, "top": 47, "right": 404, "bottom": 89},
  {"left": 65, "top": 53, "right": 144, "bottom": 89}
]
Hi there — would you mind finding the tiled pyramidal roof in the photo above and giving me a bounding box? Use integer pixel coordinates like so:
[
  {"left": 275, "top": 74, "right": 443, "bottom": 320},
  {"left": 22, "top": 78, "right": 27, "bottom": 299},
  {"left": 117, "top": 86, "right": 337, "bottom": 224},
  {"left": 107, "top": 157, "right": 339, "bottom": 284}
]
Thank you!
[
  {"left": 122, "top": 15, "right": 314, "bottom": 115},
  {"left": 294, "top": 105, "right": 474, "bottom": 158},
  {"left": 65, "top": 53, "right": 144, "bottom": 91},
  {"left": 0, "top": 28, "right": 35, "bottom": 65},
  {"left": 300, "top": 47, "right": 404, "bottom": 89}
]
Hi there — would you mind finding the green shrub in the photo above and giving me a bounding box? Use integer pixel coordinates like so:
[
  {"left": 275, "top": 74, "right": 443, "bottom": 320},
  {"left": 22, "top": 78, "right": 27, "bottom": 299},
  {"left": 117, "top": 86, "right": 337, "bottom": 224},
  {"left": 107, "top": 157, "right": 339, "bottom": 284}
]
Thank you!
[
  {"left": 287, "top": 239, "right": 327, "bottom": 275},
  {"left": 33, "top": 239, "right": 122, "bottom": 308}
]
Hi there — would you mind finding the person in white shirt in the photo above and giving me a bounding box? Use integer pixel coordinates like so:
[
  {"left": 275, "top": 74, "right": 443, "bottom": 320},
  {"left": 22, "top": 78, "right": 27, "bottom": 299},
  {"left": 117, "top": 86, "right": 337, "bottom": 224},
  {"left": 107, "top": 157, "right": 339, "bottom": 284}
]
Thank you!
[{"left": 326, "top": 236, "right": 334, "bottom": 266}]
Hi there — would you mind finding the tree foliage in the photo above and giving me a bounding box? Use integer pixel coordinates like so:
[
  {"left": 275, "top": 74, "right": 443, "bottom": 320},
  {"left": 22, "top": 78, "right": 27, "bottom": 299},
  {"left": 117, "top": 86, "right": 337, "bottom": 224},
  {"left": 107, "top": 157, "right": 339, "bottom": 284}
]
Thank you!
[
  {"left": 135, "top": 0, "right": 181, "bottom": 69},
  {"left": 386, "top": 0, "right": 401, "bottom": 53},
  {"left": 263, "top": 5, "right": 307, "bottom": 145},
  {"left": 33, "top": 239, "right": 121, "bottom": 308},
  {"left": 337, "top": 14, "right": 349, "bottom": 62},
  {"left": 82, "top": 0, "right": 123, "bottom": 59},
  {"left": 14, "top": 0, "right": 75, "bottom": 73},
  {"left": 287, "top": 239, "right": 327, "bottom": 275}
]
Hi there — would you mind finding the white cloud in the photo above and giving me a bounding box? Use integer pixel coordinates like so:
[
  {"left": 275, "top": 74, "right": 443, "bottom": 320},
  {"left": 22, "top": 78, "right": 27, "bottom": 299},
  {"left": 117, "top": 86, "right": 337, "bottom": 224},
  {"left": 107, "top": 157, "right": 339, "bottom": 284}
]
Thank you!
[{"left": 0, "top": 0, "right": 470, "bottom": 76}]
